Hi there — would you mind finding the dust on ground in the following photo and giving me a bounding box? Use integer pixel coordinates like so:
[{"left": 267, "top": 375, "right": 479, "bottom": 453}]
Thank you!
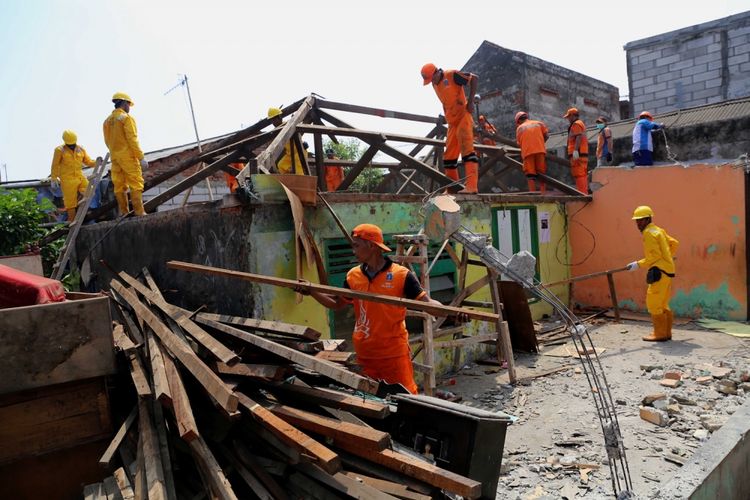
[{"left": 444, "top": 319, "right": 750, "bottom": 499}]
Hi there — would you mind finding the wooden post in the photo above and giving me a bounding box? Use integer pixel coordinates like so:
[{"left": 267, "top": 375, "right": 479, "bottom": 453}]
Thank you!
[
  {"left": 488, "top": 270, "right": 516, "bottom": 384},
  {"left": 606, "top": 273, "right": 621, "bottom": 322}
]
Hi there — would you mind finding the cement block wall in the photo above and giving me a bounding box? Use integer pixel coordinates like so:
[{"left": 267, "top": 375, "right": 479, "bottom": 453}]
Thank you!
[
  {"left": 626, "top": 11, "right": 750, "bottom": 114},
  {"left": 463, "top": 41, "right": 620, "bottom": 138}
]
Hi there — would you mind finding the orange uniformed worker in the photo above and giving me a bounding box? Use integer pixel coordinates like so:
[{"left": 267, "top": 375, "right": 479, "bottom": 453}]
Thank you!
[
  {"left": 103, "top": 92, "right": 147, "bottom": 216},
  {"left": 268, "top": 107, "right": 304, "bottom": 175},
  {"left": 50, "top": 130, "right": 99, "bottom": 221},
  {"left": 303, "top": 224, "right": 459, "bottom": 394},
  {"left": 421, "top": 63, "right": 480, "bottom": 193},
  {"left": 325, "top": 148, "right": 344, "bottom": 192},
  {"left": 477, "top": 115, "right": 497, "bottom": 146},
  {"left": 515, "top": 111, "right": 549, "bottom": 193},
  {"left": 563, "top": 107, "right": 589, "bottom": 194}
]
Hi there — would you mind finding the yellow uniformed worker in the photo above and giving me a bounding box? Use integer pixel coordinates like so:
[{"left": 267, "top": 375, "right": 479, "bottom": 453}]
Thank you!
[
  {"left": 267, "top": 107, "right": 303, "bottom": 175},
  {"left": 626, "top": 206, "right": 679, "bottom": 341},
  {"left": 50, "top": 130, "right": 98, "bottom": 221},
  {"left": 103, "top": 92, "right": 147, "bottom": 215}
]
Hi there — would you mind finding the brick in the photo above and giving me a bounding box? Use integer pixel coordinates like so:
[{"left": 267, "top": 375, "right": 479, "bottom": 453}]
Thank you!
[
  {"left": 681, "top": 63, "right": 709, "bottom": 77},
  {"left": 632, "top": 77, "right": 655, "bottom": 89},
  {"left": 644, "top": 82, "right": 668, "bottom": 94},
  {"left": 693, "top": 70, "right": 722, "bottom": 83},
  {"left": 637, "top": 51, "right": 663, "bottom": 64},
  {"left": 730, "top": 42, "right": 750, "bottom": 55},
  {"left": 644, "top": 66, "right": 669, "bottom": 78},
  {"left": 669, "top": 59, "right": 695, "bottom": 71},
  {"left": 696, "top": 376, "right": 713, "bottom": 385},
  {"left": 654, "top": 54, "right": 680, "bottom": 67},
  {"left": 632, "top": 60, "right": 656, "bottom": 73},
  {"left": 664, "top": 370, "right": 682, "bottom": 380},
  {"left": 730, "top": 25, "right": 750, "bottom": 37},
  {"left": 708, "top": 59, "right": 724, "bottom": 71},
  {"left": 728, "top": 53, "right": 750, "bottom": 66},
  {"left": 685, "top": 35, "right": 718, "bottom": 50},
  {"left": 654, "top": 88, "right": 675, "bottom": 100},
  {"left": 642, "top": 393, "right": 667, "bottom": 405},
  {"left": 692, "top": 88, "right": 722, "bottom": 100},
  {"left": 707, "top": 42, "right": 723, "bottom": 53},
  {"left": 659, "top": 378, "right": 682, "bottom": 388},
  {"left": 704, "top": 77, "right": 723, "bottom": 89},
  {"left": 640, "top": 406, "right": 669, "bottom": 427},
  {"left": 694, "top": 53, "right": 720, "bottom": 66}
]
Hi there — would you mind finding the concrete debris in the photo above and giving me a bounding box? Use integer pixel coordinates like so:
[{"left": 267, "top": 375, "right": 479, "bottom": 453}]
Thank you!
[
  {"left": 695, "top": 376, "right": 713, "bottom": 385},
  {"left": 652, "top": 399, "right": 670, "bottom": 411},
  {"left": 671, "top": 394, "right": 697, "bottom": 406},
  {"left": 640, "top": 406, "right": 669, "bottom": 427},
  {"left": 642, "top": 393, "right": 667, "bottom": 405},
  {"left": 659, "top": 378, "right": 682, "bottom": 388},
  {"left": 692, "top": 429, "right": 709, "bottom": 440},
  {"left": 709, "top": 365, "right": 733, "bottom": 378},
  {"left": 716, "top": 379, "right": 737, "bottom": 395},
  {"left": 664, "top": 370, "right": 682, "bottom": 380},
  {"left": 640, "top": 364, "right": 663, "bottom": 372},
  {"left": 505, "top": 250, "right": 537, "bottom": 285},
  {"left": 700, "top": 417, "right": 726, "bottom": 432}
]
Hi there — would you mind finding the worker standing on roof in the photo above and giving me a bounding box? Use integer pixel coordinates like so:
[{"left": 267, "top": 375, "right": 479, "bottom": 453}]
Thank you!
[
  {"left": 268, "top": 107, "right": 304, "bottom": 175},
  {"left": 50, "top": 130, "right": 99, "bottom": 221},
  {"left": 595, "top": 117, "right": 614, "bottom": 167},
  {"left": 563, "top": 107, "right": 589, "bottom": 194},
  {"left": 477, "top": 115, "right": 497, "bottom": 146},
  {"left": 626, "top": 206, "right": 679, "bottom": 342},
  {"left": 515, "top": 111, "right": 550, "bottom": 193},
  {"left": 301, "top": 224, "right": 464, "bottom": 394},
  {"left": 103, "top": 92, "right": 147, "bottom": 216},
  {"left": 325, "top": 148, "right": 344, "bottom": 192},
  {"left": 420, "top": 63, "right": 480, "bottom": 194},
  {"left": 632, "top": 111, "right": 665, "bottom": 166}
]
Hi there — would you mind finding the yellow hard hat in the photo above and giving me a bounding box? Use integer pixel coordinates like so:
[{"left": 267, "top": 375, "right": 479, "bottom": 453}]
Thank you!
[
  {"left": 632, "top": 205, "right": 654, "bottom": 220},
  {"left": 267, "top": 107, "right": 282, "bottom": 118},
  {"left": 112, "top": 92, "right": 134, "bottom": 105},
  {"left": 62, "top": 130, "right": 77, "bottom": 145}
]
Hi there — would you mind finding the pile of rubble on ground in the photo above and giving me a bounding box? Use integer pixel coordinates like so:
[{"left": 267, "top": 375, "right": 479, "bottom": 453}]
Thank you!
[{"left": 82, "top": 267, "right": 484, "bottom": 499}]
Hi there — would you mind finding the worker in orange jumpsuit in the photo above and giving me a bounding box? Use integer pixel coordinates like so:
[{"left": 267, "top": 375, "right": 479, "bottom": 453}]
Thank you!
[
  {"left": 103, "top": 92, "right": 147, "bottom": 216},
  {"left": 563, "top": 107, "right": 589, "bottom": 194},
  {"left": 268, "top": 107, "right": 304, "bottom": 175},
  {"left": 477, "top": 115, "right": 497, "bottom": 146},
  {"left": 514, "top": 111, "right": 549, "bottom": 193},
  {"left": 626, "top": 206, "right": 679, "bottom": 342},
  {"left": 50, "top": 130, "right": 99, "bottom": 221},
  {"left": 325, "top": 148, "right": 344, "bottom": 192},
  {"left": 421, "top": 63, "right": 480, "bottom": 193},
  {"left": 302, "top": 224, "right": 466, "bottom": 394},
  {"left": 224, "top": 162, "right": 244, "bottom": 193}
]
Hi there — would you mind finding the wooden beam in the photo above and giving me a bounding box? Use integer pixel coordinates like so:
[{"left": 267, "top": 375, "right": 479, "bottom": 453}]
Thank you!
[
  {"left": 188, "top": 437, "right": 239, "bottom": 500},
  {"left": 114, "top": 467, "right": 136, "bottom": 500},
  {"left": 168, "top": 261, "right": 499, "bottom": 323},
  {"left": 119, "top": 272, "right": 239, "bottom": 365},
  {"left": 231, "top": 441, "right": 289, "bottom": 500},
  {"left": 146, "top": 330, "right": 172, "bottom": 405},
  {"left": 196, "top": 312, "right": 321, "bottom": 341},
  {"left": 99, "top": 405, "right": 138, "bottom": 468},
  {"left": 295, "top": 461, "right": 398, "bottom": 500},
  {"left": 215, "top": 362, "right": 291, "bottom": 381},
  {"left": 138, "top": 400, "right": 168, "bottom": 500},
  {"left": 126, "top": 351, "right": 152, "bottom": 398},
  {"left": 196, "top": 315, "right": 379, "bottom": 394},
  {"left": 218, "top": 445, "right": 275, "bottom": 500},
  {"left": 341, "top": 471, "right": 431, "bottom": 500},
  {"left": 315, "top": 99, "right": 441, "bottom": 124},
  {"left": 237, "top": 392, "right": 341, "bottom": 474},
  {"left": 315, "top": 351, "right": 355, "bottom": 364},
  {"left": 266, "top": 383, "right": 390, "bottom": 419},
  {"left": 332, "top": 442, "right": 481, "bottom": 499},
  {"left": 543, "top": 265, "right": 629, "bottom": 287},
  {"left": 337, "top": 141, "right": 383, "bottom": 191},
  {"left": 268, "top": 404, "right": 390, "bottom": 452},
  {"left": 433, "top": 333, "right": 498, "bottom": 349},
  {"left": 151, "top": 401, "right": 177, "bottom": 500},
  {"left": 297, "top": 124, "right": 444, "bottom": 147},
  {"left": 110, "top": 280, "right": 239, "bottom": 414},
  {"left": 162, "top": 352, "right": 199, "bottom": 442}
]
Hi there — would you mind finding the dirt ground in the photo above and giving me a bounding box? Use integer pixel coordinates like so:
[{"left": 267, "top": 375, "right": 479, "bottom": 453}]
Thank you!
[{"left": 444, "top": 318, "right": 750, "bottom": 499}]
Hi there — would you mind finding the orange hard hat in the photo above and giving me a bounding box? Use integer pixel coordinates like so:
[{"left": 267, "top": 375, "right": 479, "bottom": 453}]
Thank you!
[
  {"left": 479, "top": 114, "right": 486, "bottom": 121},
  {"left": 352, "top": 223, "right": 391, "bottom": 252},
  {"left": 515, "top": 111, "right": 528, "bottom": 124},
  {"left": 639, "top": 111, "right": 653, "bottom": 120},
  {"left": 563, "top": 107, "right": 579, "bottom": 118},
  {"left": 421, "top": 63, "right": 437, "bottom": 85}
]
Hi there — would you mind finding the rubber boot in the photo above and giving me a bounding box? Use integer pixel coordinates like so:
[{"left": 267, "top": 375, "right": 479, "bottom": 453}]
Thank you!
[
  {"left": 66, "top": 208, "right": 76, "bottom": 223},
  {"left": 443, "top": 167, "right": 460, "bottom": 193},
  {"left": 131, "top": 190, "right": 146, "bottom": 216},
  {"left": 115, "top": 192, "right": 129, "bottom": 215},
  {"left": 665, "top": 309, "right": 673, "bottom": 340},
  {"left": 539, "top": 179, "right": 547, "bottom": 194},
  {"left": 642, "top": 313, "right": 669, "bottom": 341},
  {"left": 458, "top": 161, "right": 478, "bottom": 194},
  {"left": 526, "top": 177, "right": 537, "bottom": 192}
]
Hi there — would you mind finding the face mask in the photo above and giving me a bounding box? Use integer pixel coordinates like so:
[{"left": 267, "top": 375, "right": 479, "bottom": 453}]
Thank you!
[{"left": 596, "top": 123, "right": 605, "bottom": 130}]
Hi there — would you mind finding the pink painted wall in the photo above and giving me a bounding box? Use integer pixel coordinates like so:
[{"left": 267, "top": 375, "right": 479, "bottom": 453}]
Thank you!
[{"left": 567, "top": 164, "right": 746, "bottom": 320}]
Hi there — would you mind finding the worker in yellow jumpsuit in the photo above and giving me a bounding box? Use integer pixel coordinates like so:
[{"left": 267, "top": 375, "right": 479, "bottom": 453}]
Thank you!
[
  {"left": 50, "top": 130, "right": 98, "bottom": 221},
  {"left": 103, "top": 92, "right": 148, "bottom": 215},
  {"left": 626, "top": 206, "right": 679, "bottom": 341},
  {"left": 268, "top": 107, "right": 304, "bottom": 175}
]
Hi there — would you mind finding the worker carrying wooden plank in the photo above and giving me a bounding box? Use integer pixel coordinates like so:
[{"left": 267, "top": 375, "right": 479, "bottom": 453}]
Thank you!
[
  {"left": 625, "top": 205, "right": 679, "bottom": 342},
  {"left": 49, "top": 130, "right": 100, "bottom": 221},
  {"left": 299, "top": 223, "right": 467, "bottom": 394},
  {"left": 421, "top": 63, "right": 480, "bottom": 193}
]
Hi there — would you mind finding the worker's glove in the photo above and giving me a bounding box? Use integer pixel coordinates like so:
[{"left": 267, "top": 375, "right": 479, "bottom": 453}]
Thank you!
[
  {"left": 606, "top": 153, "right": 613, "bottom": 163},
  {"left": 626, "top": 261, "right": 639, "bottom": 272},
  {"left": 139, "top": 158, "right": 149, "bottom": 169},
  {"left": 572, "top": 151, "right": 580, "bottom": 160},
  {"left": 50, "top": 178, "right": 60, "bottom": 190}
]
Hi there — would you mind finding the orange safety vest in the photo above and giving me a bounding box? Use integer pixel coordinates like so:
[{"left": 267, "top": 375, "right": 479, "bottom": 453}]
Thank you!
[
  {"left": 567, "top": 119, "right": 589, "bottom": 155},
  {"left": 516, "top": 120, "right": 549, "bottom": 158},
  {"left": 432, "top": 70, "right": 471, "bottom": 125},
  {"left": 479, "top": 120, "right": 497, "bottom": 146},
  {"left": 346, "top": 261, "right": 425, "bottom": 359}
]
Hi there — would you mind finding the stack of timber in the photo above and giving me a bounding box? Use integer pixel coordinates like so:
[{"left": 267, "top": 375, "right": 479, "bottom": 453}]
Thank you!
[{"left": 87, "top": 268, "right": 482, "bottom": 499}]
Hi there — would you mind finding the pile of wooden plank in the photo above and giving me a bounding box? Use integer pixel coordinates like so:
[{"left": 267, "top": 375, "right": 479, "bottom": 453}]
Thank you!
[{"left": 85, "top": 268, "right": 482, "bottom": 499}]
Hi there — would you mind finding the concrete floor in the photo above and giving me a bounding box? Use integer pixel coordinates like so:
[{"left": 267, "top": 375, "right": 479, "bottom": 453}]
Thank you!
[{"left": 446, "top": 319, "right": 750, "bottom": 499}]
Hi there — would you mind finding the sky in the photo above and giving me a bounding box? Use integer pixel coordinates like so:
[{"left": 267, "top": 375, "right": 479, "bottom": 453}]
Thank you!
[{"left": 0, "top": 1, "right": 748, "bottom": 181}]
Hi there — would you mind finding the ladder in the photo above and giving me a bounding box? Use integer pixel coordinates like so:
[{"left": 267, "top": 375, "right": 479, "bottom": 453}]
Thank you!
[{"left": 51, "top": 153, "right": 109, "bottom": 281}]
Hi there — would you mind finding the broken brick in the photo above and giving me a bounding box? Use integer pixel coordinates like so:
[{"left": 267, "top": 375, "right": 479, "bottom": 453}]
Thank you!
[
  {"left": 659, "top": 379, "right": 682, "bottom": 388},
  {"left": 664, "top": 370, "right": 682, "bottom": 380},
  {"left": 642, "top": 393, "right": 667, "bottom": 406},
  {"left": 640, "top": 406, "right": 669, "bottom": 427},
  {"left": 696, "top": 376, "right": 713, "bottom": 385}
]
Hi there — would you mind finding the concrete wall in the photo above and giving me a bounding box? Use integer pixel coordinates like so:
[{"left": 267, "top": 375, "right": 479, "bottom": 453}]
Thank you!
[
  {"left": 76, "top": 196, "right": 573, "bottom": 376},
  {"left": 463, "top": 41, "right": 620, "bottom": 138},
  {"left": 567, "top": 164, "right": 747, "bottom": 320},
  {"left": 626, "top": 11, "right": 750, "bottom": 114}
]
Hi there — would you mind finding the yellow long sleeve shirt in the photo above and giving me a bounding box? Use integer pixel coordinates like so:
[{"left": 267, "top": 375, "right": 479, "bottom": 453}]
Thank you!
[
  {"left": 103, "top": 108, "right": 144, "bottom": 162},
  {"left": 50, "top": 144, "right": 95, "bottom": 181},
  {"left": 637, "top": 222, "right": 678, "bottom": 274}
]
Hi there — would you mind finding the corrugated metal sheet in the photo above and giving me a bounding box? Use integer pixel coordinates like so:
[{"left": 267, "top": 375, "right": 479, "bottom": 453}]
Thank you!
[{"left": 546, "top": 96, "right": 750, "bottom": 149}]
